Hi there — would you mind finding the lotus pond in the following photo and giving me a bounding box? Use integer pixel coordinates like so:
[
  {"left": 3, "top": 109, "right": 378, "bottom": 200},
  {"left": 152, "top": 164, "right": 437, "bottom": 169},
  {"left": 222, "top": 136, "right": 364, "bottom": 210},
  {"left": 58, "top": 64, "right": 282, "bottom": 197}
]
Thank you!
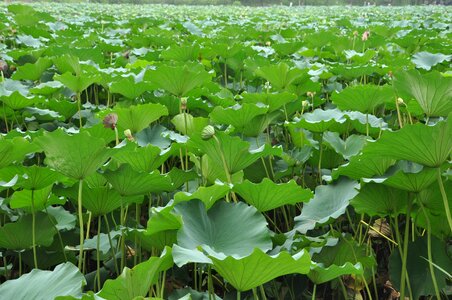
[{"left": 0, "top": 2, "right": 450, "bottom": 300}]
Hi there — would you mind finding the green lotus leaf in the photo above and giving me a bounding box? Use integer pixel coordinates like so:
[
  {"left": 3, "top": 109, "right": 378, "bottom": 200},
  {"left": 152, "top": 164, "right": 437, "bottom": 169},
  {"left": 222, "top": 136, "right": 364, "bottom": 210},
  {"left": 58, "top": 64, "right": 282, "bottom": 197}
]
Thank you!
[
  {"left": 30, "top": 81, "right": 64, "bottom": 95},
  {"left": 351, "top": 183, "right": 408, "bottom": 217},
  {"left": 233, "top": 178, "right": 312, "bottom": 212},
  {"left": 103, "top": 164, "right": 173, "bottom": 196},
  {"left": 0, "top": 136, "right": 38, "bottom": 168},
  {"left": 210, "top": 248, "right": 311, "bottom": 292},
  {"left": 173, "top": 200, "right": 271, "bottom": 266},
  {"left": 411, "top": 51, "right": 451, "bottom": 71},
  {"left": 54, "top": 72, "right": 99, "bottom": 94},
  {"left": 389, "top": 236, "right": 452, "bottom": 300},
  {"left": 343, "top": 111, "right": 388, "bottom": 135},
  {"left": 113, "top": 141, "right": 174, "bottom": 173},
  {"left": 10, "top": 185, "right": 64, "bottom": 210},
  {"left": 17, "top": 165, "right": 60, "bottom": 190},
  {"left": 209, "top": 103, "right": 268, "bottom": 133},
  {"left": 291, "top": 109, "right": 346, "bottom": 133},
  {"left": 146, "top": 64, "right": 211, "bottom": 97},
  {"left": 98, "top": 248, "right": 173, "bottom": 300},
  {"left": 362, "top": 117, "right": 451, "bottom": 167},
  {"left": 0, "top": 212, "right": 57, "bottom": 250},
  {"left": 171, "top": 113, "right": 209, "bottom": 136},
  {"left": 109, "top": 76, "right": 151, "bottom": 99},
  {"left": 129, "top": 229, "right": 177, "bottom": 252},
  {"left": 112, "top": 103, "right": 168, "bottom": 134},
  {"left": 53, "top": 54, "right": 82, "bottom": 75},
  {"left": 36, "top": 129, "right": 113, "bottom": 180},
  {"left": 393, "top": 70, "right": 452, "bottom": 117},
  {"left": 365, "top": 161, "right": 438, "bottom": 192},
  {"left": 146, "top": 206, "right": 182, "bottom": 236},
  {"left": 0, "top": 262, "right": 85, "bottom": 300},
  {"left": 46, "top": 206, "right": 77, "bottom": 231},
  {"left": 294, "top": 179, "right": 359, "bottom": 234},
  {"left": 332, "top": 85, "right": 393, "bottom": 113},
  {"left": 160, "top": 44, "right": 200, "bottom": 61},
  {"left": 188, "top": 131, "right": 282, "bottom": 174},
  {"left": 0, "top": 91, "right": 43, "bottom": 110},
  {"left": 309, "top": 236, "right": 375, "bottom": 284},
  {"left": 11, "top": 57, "right": 52, "bottom": 81},
  {"left": 167, "top": 167, "right": 198, "bottom": 190},
  {"left": 240, "top": 91, "right": 297, "bottom": 113},
  {"left": 323, "top": 132, "right": 368, "bottom": 160},
  {"left": 255, "top": 63, "right": 304, "bottom": 90},
  {"left": 173, "top": 182, "right": 231, "bottom": 210},
  {"left": 135, "top": 125, "right": 172, "bottom": 149},
  {"left": 82, "top": 185, "right": 122, "bottom": 216},
  {"left": 331, "top": 153, "right": 395, "bottom": 181}
]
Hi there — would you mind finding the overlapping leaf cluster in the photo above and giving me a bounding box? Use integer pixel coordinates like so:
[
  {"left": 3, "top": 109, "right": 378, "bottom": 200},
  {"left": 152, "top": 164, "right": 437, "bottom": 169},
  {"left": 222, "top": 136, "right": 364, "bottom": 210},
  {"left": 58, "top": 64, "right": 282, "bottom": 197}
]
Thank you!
[{"left": 0, "top": 3, "right": 450, "bottom": 300}]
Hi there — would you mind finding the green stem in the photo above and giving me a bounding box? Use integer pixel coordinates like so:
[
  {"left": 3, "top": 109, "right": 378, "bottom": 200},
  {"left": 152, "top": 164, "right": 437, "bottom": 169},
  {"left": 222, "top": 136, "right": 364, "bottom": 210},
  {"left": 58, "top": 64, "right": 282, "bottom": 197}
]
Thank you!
[
  {"left": 159, "top": 269, "right": 167, "bottom": 298},
  {"left": 399, "top": 197, "right": 412, "bottom": 300},
  {"left": 31, "top": 189, "right": 38, "bottom": 269},
  {"left": 311, "top": 284, "right": 316, "bottom": 300},
  {"left": 208, "top": 265, "right": 214, "bottom": 300},
  {"left": 259, "top": 285, "right": 267, "bottom": 300},
  {"left": 18, "top": 252, "right": 22, "bottom": 276},
  {"left": 419, "top": 202, "right": 441, "bottom": 300},
  {"left": 437, "top": 168, "right": 452, "bottom": 233},
  {"left": 96, "top": 216, "right": 102, "bottom": 291},
  {"left": 103, "top": 214, "right": 119, "bottom": 275},
  {"left": 318, "top": 133, "right": 323, "bottom": 184},
  {"left": 236, "top": 290, "right": 240, "bottom": 300},
  {"left": 77, "top": 92, "right": 82, "bottom": 129},
  {"left": 213, "top": 135, "right": 237, "bottom": 202},
  {"left": 77, "top": 179, "right": 84, "bottom": 271}
]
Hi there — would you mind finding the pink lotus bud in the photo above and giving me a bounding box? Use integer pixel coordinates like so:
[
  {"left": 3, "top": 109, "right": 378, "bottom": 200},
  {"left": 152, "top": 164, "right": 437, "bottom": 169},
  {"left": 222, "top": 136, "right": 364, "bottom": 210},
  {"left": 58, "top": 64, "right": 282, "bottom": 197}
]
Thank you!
[
  {"left": 103, "top": 113, "right": 118, "bottom": 130},
  {"left": 362, "top": 31, "right": 370, "bottom": 42}
]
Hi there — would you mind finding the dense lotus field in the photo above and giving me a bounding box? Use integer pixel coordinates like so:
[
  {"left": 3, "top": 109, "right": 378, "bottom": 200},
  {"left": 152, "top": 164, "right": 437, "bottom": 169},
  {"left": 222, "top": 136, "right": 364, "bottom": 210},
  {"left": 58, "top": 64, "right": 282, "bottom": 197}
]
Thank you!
[{"left": 0, "top": 2, "right": 451, "bottom": 300}]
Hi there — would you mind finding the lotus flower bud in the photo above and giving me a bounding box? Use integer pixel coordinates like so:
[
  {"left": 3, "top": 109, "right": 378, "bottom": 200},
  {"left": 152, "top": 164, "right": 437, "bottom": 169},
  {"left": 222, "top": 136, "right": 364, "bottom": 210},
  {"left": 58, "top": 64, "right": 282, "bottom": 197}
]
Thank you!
[
  {"left": 124, "top": 129, "right": 134, "bottom": 142},
  {"left": 201, "top": 125, "right": 215, "bottom": 140},
  {"left": 180, "top": 97, "right": 188, "bottom": 110},
  {"left": 397, "top": 97, "right": 405, "bottom": 105},
  {"left": 103, "top": 113, "right": 118, "bottom": 130},
  {"left": 265, "top": 41, "right": 271, "bottom": 46},
  {"left": 264, "top": 81, "right": 272, "bottom": 90},
  {"left": 362, "top": 30, "right": 370, "bottom": 41},
  {"left": 302, "top": 100, "right": 309, "bottom": 107},
  {"left": 307, "top": 91, "right": 316, "bottom": 98},
  {"left": 353, "top": 31, "right": 358, "bottom": 37}
]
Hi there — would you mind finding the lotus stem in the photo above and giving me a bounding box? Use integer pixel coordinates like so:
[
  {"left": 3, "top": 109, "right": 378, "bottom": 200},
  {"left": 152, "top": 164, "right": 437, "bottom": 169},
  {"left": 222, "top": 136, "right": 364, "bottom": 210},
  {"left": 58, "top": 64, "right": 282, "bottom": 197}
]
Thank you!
[
  {"left": 103, "top": 214, "right": 119, "bottom": 275},
  {"left": 212, "top": 135, "right": 237, "bottom": 202},
  {"left": 31, "top": 189, "right": 38, "bottom": 269},
  {"left": 437, "top": 168, "right": 452, "bottom": 233},
  {"left": 311, "top": 284, "right": 316, "bottom": 300},
  {"left": 399, "top": 197, "right": 412, "bottom": 300},
  {"left": 96, "top": 216, "right": 101, "bottom": 291},
  {"left": 208, "top": 265, "right": 214, "bottom": 300},
  {"left": 77, "top": 179, "right": 84, "bottom": 271},
  {"left": 419, "top": 202, "right": 441, "bottom": 300},
  {"left": 236, "top": 290, "right": 240, "bottom": 300},
  {"left": 77, "top": 92, "right": 82, "bottom": 129},
  {"left": 259, "top": 285, "right": 267, "bottom": 300},
  {"left": 159, "top": 269, "right": 167, "bottom": 298},
  {"left": 318, "top": 133, "right": 323, "bottom": 184}
]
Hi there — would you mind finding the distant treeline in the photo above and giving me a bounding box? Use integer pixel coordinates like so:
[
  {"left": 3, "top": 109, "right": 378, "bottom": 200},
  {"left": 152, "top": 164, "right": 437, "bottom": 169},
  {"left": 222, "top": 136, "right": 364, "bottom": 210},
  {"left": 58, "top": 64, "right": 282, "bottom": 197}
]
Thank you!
[{"left": 18, "top": 0, "right": 452, "bottom": 5}]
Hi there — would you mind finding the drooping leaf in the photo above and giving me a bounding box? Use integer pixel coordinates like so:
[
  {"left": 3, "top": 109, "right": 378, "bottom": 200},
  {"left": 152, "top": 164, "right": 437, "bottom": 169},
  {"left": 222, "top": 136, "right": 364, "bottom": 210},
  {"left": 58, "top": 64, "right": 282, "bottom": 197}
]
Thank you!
[
  {"left": 173, "top": 182, "right": 231, "bottom": 210},
  {"left": 210, "top": 249, "right": 311, "bottom": 292},
  {"left": 294, "top": 179, "right": 359, "bottom": 234},
  {"left": 233, "top": 178, "right": 312, "bottom": 212},
  {"left": 323, "top": 132, "right": 368, "bottom": 160},
  {"left": 0, "top": 263, "right": 85, "bottom": 300}
]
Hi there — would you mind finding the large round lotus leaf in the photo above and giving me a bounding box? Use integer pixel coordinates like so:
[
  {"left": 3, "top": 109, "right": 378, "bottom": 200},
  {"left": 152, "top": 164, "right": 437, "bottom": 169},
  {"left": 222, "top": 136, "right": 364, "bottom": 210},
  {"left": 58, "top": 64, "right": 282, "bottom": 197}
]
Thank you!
[
  {"left": 146, "top": 64, "right": 212, "bottom": 97},
  {"left": 411, "top": 51, "right": 451, "bottom": 71},
  {"left": 210, "top": 248, "right": 311, "bottom": 292},
  {"left": 174, "top": 200, "right": 271, "bottom": 265},
  {"left": 82, "top": 185, "right": 122, "bottom": 216},
  {"left": 54, "top": 72, "right": 100, "bottom": 94},
  {"left": 103, "top": 164, "right": 173, "bottom": 196},
  {"left": 16, "top": 165, "right": 60, "bottom": 190},
  {"left": 11, "top": 57, "right": 52, "bottom": 81},
  {"left": 362, "top": 117, "right": 451, "bottom": 167},
  {"left": 36, "top": 129, "right": 113, "bottom": 180},
  {"left": 233, "top": 178, "right": 313, "bottom": 212},
  {"left": 109, "top": 76, "right": 151, "bottom": 99},
  {"left": 393, "top": 70, "right": 452, "bottom": 117},
  {"left": 0, "top": 262, "right": 85, "bottom": 300},
  {"left": 332, "top": 153, "right": 395, "bottom": 181},
  {"left": 351, "top": 183, "right": 408, "bottom": 217},
  {"left": 112, "top": 102, "right": 168, "bottom": 134},
  {"left": 210, "top": 103, "right": 268, "bottom": 134},
  {"left": 0, "top": 212, "right": 57, "bottom": 250},
  {"left": 171, "top": 113, "right": 209, "bottom": 136},
  {"left": 10, "top": 185, "right": 64, "bottom": 210},
  {"left": 331, "top": 84, "right": 393, "bottom": 113},
  {"left": 98, "top": 248, "right": 173, "bottom": 300},
  {"left": 389, "top": 236, "right": 452, "bottom": 300},
  {"left": 188, "top": 131, "right": 282, "bottom": 174},
  {"left": 146, "top": 206, "right": 182, "bottom": 236},
  {"left": 294, "top": 179, "right": 359, "bottom": 234},
  {"left": 254, "top": 63, "right": 304, "bottom": 90}
]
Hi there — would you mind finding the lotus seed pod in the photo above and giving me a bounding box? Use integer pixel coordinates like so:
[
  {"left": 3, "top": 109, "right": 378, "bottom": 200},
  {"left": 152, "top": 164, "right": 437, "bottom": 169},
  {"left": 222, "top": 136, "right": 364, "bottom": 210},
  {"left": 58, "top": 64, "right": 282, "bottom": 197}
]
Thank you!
[
  {"left": 180, "top": 97, "right": 188, "bottom": 110},
  {"left": 103, "top": 113, "right": 118, "bottom": 130},
  {"left": 265, "top": 41, "right": 271, "bottom": 46},
  {"left": 307, "top": 91, "right": 316, "bottom": 98},
  {"left": 302, "top": 100, "right": 309, "bottom": 107},
  {"left": 201, "top": 125, "right": 215, "bottom": 140}
]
